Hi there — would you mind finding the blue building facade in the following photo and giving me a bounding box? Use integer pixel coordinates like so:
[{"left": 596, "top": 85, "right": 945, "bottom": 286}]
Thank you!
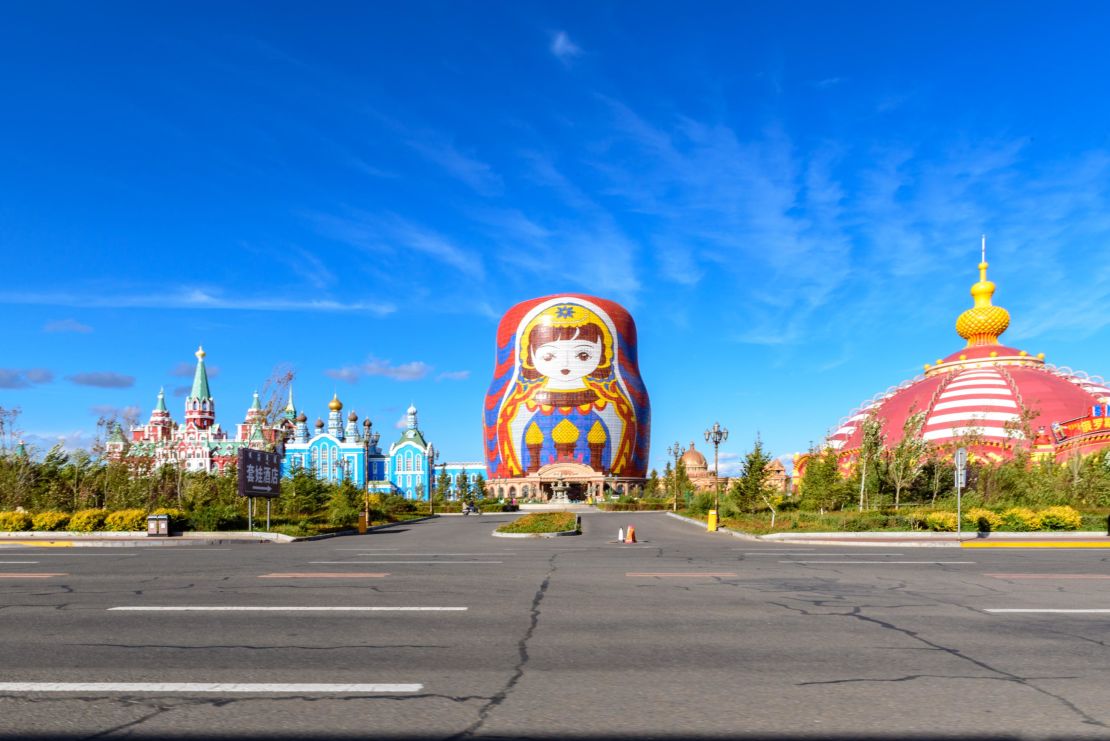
[
  {"left": 385, "top": 405, "right": 433, "bottom": 499},
  {"left": 282, "top": 394, "right": 386, "bottom": 487},
  {"left": 435, "top": 462, "right": 487, "bottom": 499}
]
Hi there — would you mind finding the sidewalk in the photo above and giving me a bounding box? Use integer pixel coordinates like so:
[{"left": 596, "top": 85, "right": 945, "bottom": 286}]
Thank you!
[{"left": 664, "top": 512, "right": 1110, "bottom": 548}]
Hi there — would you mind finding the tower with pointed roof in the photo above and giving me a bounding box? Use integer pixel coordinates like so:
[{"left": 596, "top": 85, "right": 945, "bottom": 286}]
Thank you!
[{"left": 184, "top": 346, "right": 216, "bottom": 431}]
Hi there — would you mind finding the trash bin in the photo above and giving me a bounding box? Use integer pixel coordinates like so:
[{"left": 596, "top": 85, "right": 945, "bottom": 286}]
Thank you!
[{"left": 147, "top": 514, "right": 169, "bottom": 537}]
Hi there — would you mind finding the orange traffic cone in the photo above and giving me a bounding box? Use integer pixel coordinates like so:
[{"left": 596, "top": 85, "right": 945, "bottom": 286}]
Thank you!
[{"left": 626, "top": 525, "right": 636, "bottom": 543}]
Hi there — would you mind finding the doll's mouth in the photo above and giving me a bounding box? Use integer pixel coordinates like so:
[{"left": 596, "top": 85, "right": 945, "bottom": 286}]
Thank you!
[{"left": 560, "top": 369, "right": 571, "bottom": 375}]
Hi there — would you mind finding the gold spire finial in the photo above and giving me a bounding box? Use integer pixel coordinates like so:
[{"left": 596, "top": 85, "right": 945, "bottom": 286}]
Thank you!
[
  {"left": 955, "top": 236, "right": 1010, "bottom": 346},
  {"left": 195, "top": 345, "right": 206, "bottom": 361},
  {"left": 328, "top": 392, "right": 343, "bottom": 412}
]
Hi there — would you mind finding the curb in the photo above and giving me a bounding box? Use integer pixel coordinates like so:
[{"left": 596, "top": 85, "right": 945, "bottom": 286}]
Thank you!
[
  {"left": 0, "top": 516, "right": 438, "bottom": 546},
  {"left": 491, "top": 528, "right": 580, "bottom": 538},
  {"left": 662, "top": 514, "right": 1110, "bottom": 548}
]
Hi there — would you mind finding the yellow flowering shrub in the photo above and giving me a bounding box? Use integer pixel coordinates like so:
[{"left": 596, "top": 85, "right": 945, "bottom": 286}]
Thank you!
[
  {"left": 0, "top": 511, "right": 32, "bottom": 531},
  {"left": 1037, "top": 506, "right": 1082, "bottom": 531},
  {"left": 1001, "top": 507, "right": 1041, "bottom": 532},
  {"left": 924, "top": 511, "right": 958, "bottom": 531},
  {"left": 31, "top": 511, "right": 70, "bottom": 531}
]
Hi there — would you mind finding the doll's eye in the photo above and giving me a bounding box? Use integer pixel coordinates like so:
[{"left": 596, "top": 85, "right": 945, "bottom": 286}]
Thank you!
[
  {"left": 576, "top": 352, "right": 591, "bottom": 361},
  {"left": 542, "top": 352, "right": 555, "bottom": 362}
]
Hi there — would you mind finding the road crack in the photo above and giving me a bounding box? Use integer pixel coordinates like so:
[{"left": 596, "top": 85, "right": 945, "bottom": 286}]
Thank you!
[{"left": 448, "top": 553, "right": 557, "bottom": 739}]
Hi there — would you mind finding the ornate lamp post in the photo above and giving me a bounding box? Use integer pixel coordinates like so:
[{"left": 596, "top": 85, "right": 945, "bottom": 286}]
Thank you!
[
  {"left": 667, "top": 441, "right": 683, "bottom": 512},
  {"left": 426, "top": 443, "right": 437, "bottom": 516},
  {"left": 704, "top": 422, "right": 728, "bottom": 531}
]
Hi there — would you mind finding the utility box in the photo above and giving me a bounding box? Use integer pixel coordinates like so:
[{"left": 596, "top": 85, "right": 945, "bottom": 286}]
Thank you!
[{"left": 146, "top": 514, "right": 169, "bottom": 537}]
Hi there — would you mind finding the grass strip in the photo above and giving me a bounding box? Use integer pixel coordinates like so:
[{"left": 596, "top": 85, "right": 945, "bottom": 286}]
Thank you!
[{"left": 496, "top": 512, "right": 578, "bottom": 534}]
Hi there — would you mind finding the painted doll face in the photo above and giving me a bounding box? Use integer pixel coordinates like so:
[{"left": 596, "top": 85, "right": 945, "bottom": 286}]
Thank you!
[{"left": 531, "top": 336, "right": 603, "bottom": 385}]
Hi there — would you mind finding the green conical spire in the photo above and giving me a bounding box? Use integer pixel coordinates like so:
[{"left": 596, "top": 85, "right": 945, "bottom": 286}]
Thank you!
[
  {"left": 13, "top": 439, "right": 28, "bottom": 457},
  {"left": 107, "top": 425, "right": 127, "bottom": 444},
  {"left": 250, "top": 390, "right": 262, "bottom": 411},
  {"left": 155, "top": 387, "right": 168, "bottom": 413},
  {"left": 190, "top": 346, "right": 212, "bottom": 401},
  {"left": 284, "top": 386, "right": 296, "bottom": 420}
]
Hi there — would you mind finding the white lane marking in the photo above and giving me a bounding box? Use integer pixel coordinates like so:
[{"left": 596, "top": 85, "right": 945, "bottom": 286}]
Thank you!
[
  {"left": 0, "top": 553, "right": 137, "bottom": 557},
  {"left": 109, "top": 606, "right": 467, "bottom": 612},
  {"left": 0, "top": 682, "right": 421, "bottom": 693},
  {"left": 348, "top": 553, "right": 506, "bottom": 556},
  {"left": 783, "top": 561, "right": 975, "bottom": 564},
  {"left": 740, "top": 552, "right": 905, "bottom": 556},
  {"left": 310, "top": 561, "right": 503, "bottom": 565},
  {"left": 335, "top": 548, "right": 399, "bottom": 551},
  {"left": 0, "top": 561, "right": 39, "bottom": 564},
  {"left": 985, "top": 609, "right": 1110, "bottom": 614}
]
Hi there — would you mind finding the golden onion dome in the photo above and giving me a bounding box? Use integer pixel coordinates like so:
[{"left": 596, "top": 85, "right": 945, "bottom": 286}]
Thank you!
[
  {"left": 955, "top": 256, "right": 1010, "bottom": 346},
  {"left": 328, "top": 393, "right": 343, "bottom": 412}
]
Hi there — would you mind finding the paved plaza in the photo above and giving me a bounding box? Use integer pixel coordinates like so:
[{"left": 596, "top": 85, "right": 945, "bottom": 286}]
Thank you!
[{"left": 2, "top": 512, "right": 1110, "bottom": 739}]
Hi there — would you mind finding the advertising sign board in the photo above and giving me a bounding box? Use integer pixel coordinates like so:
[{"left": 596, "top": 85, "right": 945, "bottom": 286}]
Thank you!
[{"left": 237, "top": 448, "right": 282, "bottom": 498}]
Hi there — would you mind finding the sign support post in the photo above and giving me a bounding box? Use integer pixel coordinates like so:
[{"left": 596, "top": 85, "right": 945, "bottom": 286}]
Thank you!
[
  {"left": 955, "top": 447, "right": 967, "bottom": 541},
  {"left": 238, "top": 448, "right": 282, "bottom": 533}
]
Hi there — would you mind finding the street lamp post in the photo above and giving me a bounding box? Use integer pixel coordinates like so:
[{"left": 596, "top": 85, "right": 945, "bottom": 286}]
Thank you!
[
  {"left": 667, "top": 441, "right": 683, "bottom": 512},
  {"left": 427, "top": 443, "right": 437, "bottom": 516},
  {"left": 704, "top": 422, "right": 729, "bottom": 531}
]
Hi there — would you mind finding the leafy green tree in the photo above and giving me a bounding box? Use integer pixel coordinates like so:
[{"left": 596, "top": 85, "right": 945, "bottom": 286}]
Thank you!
[
  {"left": 727, "top": 435, "right": 776, "bottom": 514},
  {"left": 854, "top": 414, "right": 886, "bottom": 510},
  {"left": 644, "top": 469, "right": 661, "bottom": 498},
  {"left": 473, "top": 473, "right": 487, "bottom": 499},
  {"left": 327, "top": 480, "right": 363, "bottom": 527},
  {"left": 457, "top": 472, "right": 471, "bottom": 502},
  {"left": 799, "top": 446, "right": 853, "bottom": 511},
  {"left": 887, "top": 412, "right": 929, "bottom": 509},
  {"left": 436, "top": 468, "right": 451, "bottom": 498}
]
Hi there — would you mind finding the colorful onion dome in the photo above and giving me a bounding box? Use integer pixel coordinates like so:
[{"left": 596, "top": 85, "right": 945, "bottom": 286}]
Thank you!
[
  {"left": 822, "top": 244, "right": 1110, "bottom": 464},
  {"left": 955, "top": 253, "right": 1010, "bottom": 346}
]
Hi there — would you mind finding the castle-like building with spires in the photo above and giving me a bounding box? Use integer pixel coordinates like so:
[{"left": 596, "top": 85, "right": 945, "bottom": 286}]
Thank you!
[
  {"left": 105, "top": 347, "right": 284, "bottom": 474},
  {"left": 106, "top": 346, "right": 484, "bottom": 500}
]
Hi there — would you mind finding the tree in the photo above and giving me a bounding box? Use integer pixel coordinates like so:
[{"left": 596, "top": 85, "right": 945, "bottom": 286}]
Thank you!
[
  {"left": 855, "top": 414, "right": 886, "bottom": 511},
  {"left": 798, "top": 446, "right": 853, "bottom": 512},
  {"left": 728, "top": 435, "right": 776, "bottom": 514},
  {"left": 473, "top": 473, "right": 487, "bottom": 499},
  {"left": 436, "top": 468, "right": 451, "bottom": 498},
  {"left": 457, "top": 471, "right": 471, "bottom": 502},
  {"left": 644, "top": 469, "right": 661, "bottom": 498},
  {"left": 887, "top": 412, "right": 929, "bottom": 509}
]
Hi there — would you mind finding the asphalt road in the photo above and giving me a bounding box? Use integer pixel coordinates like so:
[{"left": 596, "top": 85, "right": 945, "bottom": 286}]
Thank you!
[{"left": 2, "top": 511, "right": 1110, "bottom": 739}]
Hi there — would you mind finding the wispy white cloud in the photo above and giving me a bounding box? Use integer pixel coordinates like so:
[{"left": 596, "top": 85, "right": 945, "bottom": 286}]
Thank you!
[
  {"left": 326, "top": 357, "right": 432, "bottom": 383},
  {"left": 406, "top": 133, "right": 502, "bottom": 196},
  {"left": 437, "top": 370, "right": 470, "bottom": 381},
  {"left": 21, "top": 429, "right": 98, "bottom": 454},
  {"left": 0, "top": 289, "right": 395, "bottom": 315},
  {"left": 307, "top": 210, "right": 485, "bottom": 280},
  {"left": 43, "top": 318, "right": 92, "bottom": 333},
  {"left": 550, "top": 31, "right": 582, "bottom": 64}
]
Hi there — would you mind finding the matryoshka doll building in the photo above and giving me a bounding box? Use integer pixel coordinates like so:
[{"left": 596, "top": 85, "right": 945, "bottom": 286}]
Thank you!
[
  {"left": 797, "top": 246, "right": 1110, "bottom": 477},
  {"left": 483, "top": 294, "right": 651, "bottom": 501}
]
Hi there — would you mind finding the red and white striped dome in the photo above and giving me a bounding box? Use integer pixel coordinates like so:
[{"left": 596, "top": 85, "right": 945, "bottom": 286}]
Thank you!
[{"left": 825, "top": 251, "right": 1110, "bottom": 463}]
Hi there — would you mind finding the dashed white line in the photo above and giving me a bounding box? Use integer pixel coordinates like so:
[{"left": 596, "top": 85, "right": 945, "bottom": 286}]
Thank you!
[
  {"left": 782, "top": 560, "right": 975, "bottom": 564},
  {"left": 108, "top": 606, "right": 467, "bottom": 612},
  {"left": 0, "top": 682, "right": 422, "bottom": 693},
  {"left": 985, "top": 609, "right": 1110, "bottom": 614},
  {"left": 310, "top": 561, "right": 503, "bottom": 565}
]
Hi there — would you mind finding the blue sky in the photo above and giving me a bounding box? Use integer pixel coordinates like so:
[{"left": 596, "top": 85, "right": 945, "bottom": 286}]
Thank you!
[{"left": 3, "top": 2, "right": 1110, "bottom": 475}]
